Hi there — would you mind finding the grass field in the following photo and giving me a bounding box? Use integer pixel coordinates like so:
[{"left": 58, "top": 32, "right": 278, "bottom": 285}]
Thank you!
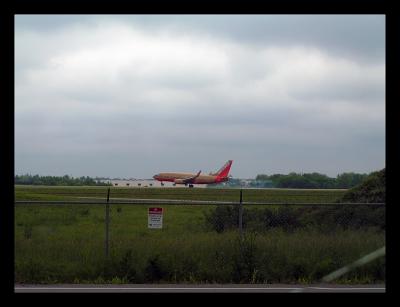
[
  {"left": 15, "top": 185, "right": 347, "bottom": 203},
  {"left": 14, "top": 186, "right": 385, "bottom": 284}
]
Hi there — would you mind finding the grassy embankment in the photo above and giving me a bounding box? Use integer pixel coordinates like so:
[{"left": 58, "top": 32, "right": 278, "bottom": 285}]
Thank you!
[{"left": 15, "top": 186, "right": 385, "bottom": 284}]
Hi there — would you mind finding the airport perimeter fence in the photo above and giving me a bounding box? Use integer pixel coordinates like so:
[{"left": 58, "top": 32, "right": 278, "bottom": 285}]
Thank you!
[
  {"left": 15, "top": 189, "right": 386, "bottom": 237},
  {"left": 15, "top": 189, "right": 386, "bottom": 284}
]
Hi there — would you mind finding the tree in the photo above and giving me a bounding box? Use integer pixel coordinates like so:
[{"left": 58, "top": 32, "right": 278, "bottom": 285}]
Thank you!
[
  {"left": 14, "top": 174, "right": 112, "bottom": 186},
  {"left": 338, "top": 169, "right": 385, "bottom": 203}
]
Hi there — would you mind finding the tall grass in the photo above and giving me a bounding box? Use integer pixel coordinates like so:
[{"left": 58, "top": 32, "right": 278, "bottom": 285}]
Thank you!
[
  {"left": 15, "top": 185, "right": 347, "bottom": 203},
  {"left": 15, "top": 204, "right": 385, "bottom": 284}
]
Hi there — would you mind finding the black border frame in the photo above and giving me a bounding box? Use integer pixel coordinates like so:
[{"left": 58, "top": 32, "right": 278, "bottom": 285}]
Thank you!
[{"left": 1, "top": 0, "right": 398, "bottom": 300}]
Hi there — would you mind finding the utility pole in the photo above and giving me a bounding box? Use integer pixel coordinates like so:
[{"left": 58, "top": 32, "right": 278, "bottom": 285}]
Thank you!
[{"left": 239, "top": 188, "right": 243, "bottom": 239}]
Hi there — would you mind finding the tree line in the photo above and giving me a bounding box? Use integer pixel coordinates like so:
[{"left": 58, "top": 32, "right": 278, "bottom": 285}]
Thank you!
[
  {"left": 255, "top": 172, "right": 370, "bottom": 189},
  {"left": 338, "top": 169, "right": 385, "bottom": 202},
  {"left": 15, "top": 174, "right": 112, "bottom": 186}
]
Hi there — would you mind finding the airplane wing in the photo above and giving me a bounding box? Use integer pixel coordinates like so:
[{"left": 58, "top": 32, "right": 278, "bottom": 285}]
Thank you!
[{"left": 181, "top": 170, "right": 201, "bottom": 184}]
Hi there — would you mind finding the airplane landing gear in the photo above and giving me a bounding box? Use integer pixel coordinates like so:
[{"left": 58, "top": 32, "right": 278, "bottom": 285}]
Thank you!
[{"left": 189, "top": 184, "right": 194, "bottom": 188}]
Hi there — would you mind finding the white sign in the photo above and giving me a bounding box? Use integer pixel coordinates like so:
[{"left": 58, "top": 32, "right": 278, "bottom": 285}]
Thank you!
[{"left": 148, "top": 207, "right": 163, "bottom": 229}]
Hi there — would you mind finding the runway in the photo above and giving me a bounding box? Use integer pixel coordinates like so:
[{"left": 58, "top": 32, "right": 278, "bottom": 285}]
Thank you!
[{"left": 14, "top": 284, "right": 385, "bottom": 293}]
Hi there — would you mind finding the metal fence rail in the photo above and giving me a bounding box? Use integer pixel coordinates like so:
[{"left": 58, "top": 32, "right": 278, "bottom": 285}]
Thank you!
[{"left": 14, "top": 200, "right": 386, "bottom": 206}]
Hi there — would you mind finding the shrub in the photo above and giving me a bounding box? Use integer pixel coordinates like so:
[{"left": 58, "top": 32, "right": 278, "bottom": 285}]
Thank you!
[
  {"left": 204, "top": 205, "right": 238, "bottom": 233},
  {"left": 204, "top": 205, "right": 385, "bottom": 233},
  {"left": 338, "top": 169, "right": 385, "bottom": 203},
  {"left": 144, "top": 255, "right": 169, "bottom": 282}
]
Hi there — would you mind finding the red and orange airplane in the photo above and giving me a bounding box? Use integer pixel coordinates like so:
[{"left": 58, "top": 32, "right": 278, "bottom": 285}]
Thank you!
[{"left": 153, "top": 160, "right": 233, "bottom": 187}]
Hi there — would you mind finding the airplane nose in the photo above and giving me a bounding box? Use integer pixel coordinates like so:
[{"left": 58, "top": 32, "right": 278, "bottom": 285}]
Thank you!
[{"left": 153, "top": 174, "right": 158, "bottom": 179}]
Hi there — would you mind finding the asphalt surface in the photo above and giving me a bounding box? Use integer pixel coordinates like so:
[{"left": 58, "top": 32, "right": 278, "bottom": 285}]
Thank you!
[{"left": 14, "top": 284, "right": 386, "bottom": 293}]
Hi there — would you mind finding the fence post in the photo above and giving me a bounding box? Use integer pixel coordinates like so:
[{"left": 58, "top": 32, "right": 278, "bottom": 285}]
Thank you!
[
  {"left": 105, "top": 187, "right": 110, "bottom": 258},
  {"left": 239, "top": 188, "right": 243, "bottom": 238}
]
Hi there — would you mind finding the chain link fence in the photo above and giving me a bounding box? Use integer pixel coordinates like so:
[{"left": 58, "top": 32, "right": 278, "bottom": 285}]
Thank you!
[{"left": 15, "top": 195, "right": 385, "bottom": 284}]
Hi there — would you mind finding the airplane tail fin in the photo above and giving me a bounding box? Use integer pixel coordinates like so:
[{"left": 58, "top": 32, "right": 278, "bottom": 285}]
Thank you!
[{"left": 215, "top": 160, "right": 233, "bottom": 179}]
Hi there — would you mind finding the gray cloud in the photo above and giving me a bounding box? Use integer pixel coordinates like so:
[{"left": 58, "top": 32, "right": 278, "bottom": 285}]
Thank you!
[
  {"left": 15, "top": 15, "right": 385, "bottom": 64},
  {"left": 15, "top": 15, "right": 385, "bottom": 178}
]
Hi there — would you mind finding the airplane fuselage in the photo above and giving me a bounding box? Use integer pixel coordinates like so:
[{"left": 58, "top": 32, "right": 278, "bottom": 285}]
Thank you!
[
  {"left": 153, "top": 160, "right": 233, "bottom": 185},
  {"left": 153, "top": 172, "right": 228, "bottom": 184}
]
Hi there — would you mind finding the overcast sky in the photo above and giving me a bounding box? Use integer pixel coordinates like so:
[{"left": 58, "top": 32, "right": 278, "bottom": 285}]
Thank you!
[{"left": 15, "top": 15, "right": 385, "bottom": 179}]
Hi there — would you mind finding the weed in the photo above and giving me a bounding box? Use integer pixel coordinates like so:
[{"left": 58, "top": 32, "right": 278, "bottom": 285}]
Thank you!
[
  {"left": 250, "top": 269, "right": 259, "bottom": 284},
  {"left": 144, "top": 255, "right": 168, "bottom": 282},
  {"left": 80, "top": 208, "right": 90, "bottom": 216},
  {"left": 117, "top": 249, "right": 136, "bottom": 282},
  {"left": 93, "top": 276, "right": 105, "bottom": 284},
  {"left": 23, "top": 224, "right": 33, "bottom": 239},
  {"left": 110, "top": 276, "right": 128, "bottom": 284}
]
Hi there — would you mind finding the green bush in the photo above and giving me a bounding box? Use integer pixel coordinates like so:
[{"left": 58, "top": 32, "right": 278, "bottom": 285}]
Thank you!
[
  {"left": 338, "top": 169, "right": 385, "bottom": 203},
  {"left": 204, "top": 205, "right": 238, "bottom": 233},
  {"left": 144, "top": 255, "right": 169, "bottom": 282},
  {"left": 204, "top": 205, "right": 385, "bottom": 233}
]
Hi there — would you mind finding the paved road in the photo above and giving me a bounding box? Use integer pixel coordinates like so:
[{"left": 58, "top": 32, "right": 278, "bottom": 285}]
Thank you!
[{"left": 14, "top": 284, "right": 385, "bottom": 293}]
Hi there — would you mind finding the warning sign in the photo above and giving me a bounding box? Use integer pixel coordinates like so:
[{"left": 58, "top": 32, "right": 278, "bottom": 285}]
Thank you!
[{"left": 148, "top": 207, "right": 163, "bottom": 229}]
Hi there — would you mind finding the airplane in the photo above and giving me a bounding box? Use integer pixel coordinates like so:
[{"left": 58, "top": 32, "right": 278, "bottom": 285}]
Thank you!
[{"left": 153, "top": 160, "right": 233, "bottom": 188}]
